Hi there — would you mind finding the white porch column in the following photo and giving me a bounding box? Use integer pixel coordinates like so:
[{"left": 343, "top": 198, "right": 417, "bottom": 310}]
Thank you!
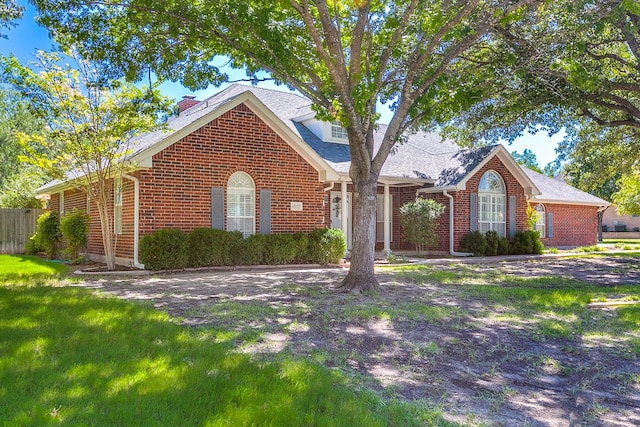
[
  {"left": 341, "top": 180, "right": 349, "bottom": 248},
  {"left": 384, "top": 183, "right": 391, "bottom": 253}
]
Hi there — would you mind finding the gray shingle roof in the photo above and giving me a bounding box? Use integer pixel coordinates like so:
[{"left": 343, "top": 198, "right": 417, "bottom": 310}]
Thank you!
[
  {"left": 523, "top": 167, "right": 609, "bottom": 206},
  {"left": 39, "top": 83, "right": 609, "bottom": 207}
]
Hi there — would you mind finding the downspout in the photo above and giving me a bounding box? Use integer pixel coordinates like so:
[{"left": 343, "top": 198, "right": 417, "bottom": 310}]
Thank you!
[
  {"left": 123, "top": 174, "right": 144, "bottom": 269},
  {"left": 442, "top": 190, "right": 474, "bottom": 257},
  {"left": 323, "top": 182, "right": 335, "bottom": 192}
]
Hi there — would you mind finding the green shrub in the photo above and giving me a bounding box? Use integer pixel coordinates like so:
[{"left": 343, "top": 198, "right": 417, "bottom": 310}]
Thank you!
[
  {"left": 485, "top": 230, "right": 499, "bottom": 256},
  {"left": 187, "top": 228, "right": 231, "bottom": 267},
  {"left": 139, "top": 229, "right": 189, "bottom": 270},
  {"left": 308, "top": 228, "right": 346, "bottom": 264},
  {"left": 226, "top": 231, "right": 245, "bottom": 265},
  {"left": 242, "top": 233, "right": 267, "bottom": 265},
  {"left": 498, "top": 237, "right": 510, "bottom": 255},
  {"left": 292, "top": 232, "right": 310, "bottom": 263},
  {"left": 263, "top": 234, "right": 297, "bottom": 265},
  {"left": 32, "top": 211, "right": 61, "bottom": 259},
  {"left": 25, "top": 234, "right": 43, "bottom": 255},
  {"left": 60, "top": 209, "right": 90, "bottom": 261},
  {"left": 399, "top": 198, "right": 445, "bottom": 253},
  {"left": 511, "top": 230, "right": 544, "bottom": 255},
  {"left": 460, "top": 230, "right": 486, "bottom": 256}
]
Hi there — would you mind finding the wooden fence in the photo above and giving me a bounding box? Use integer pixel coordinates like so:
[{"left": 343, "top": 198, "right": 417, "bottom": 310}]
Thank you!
[{"left": 0, "top": 208, "right": 43, "bottom": 254}]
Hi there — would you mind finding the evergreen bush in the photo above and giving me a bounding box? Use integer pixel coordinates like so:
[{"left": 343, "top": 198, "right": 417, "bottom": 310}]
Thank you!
[
  {"left": 60, "top": 209, "right": 90, "bottom": 261},
  {"left": 460, "top": 230, "right": 486, "bottom": 256},
  {"left": 511, "top": 230, "right": 544, "bottom": 255},
  {"left": 308, "top": 228, "right": 346, "bottom": 264},
  {"left": 498, "top": 237, "right": 511, "bottom": 255},
  {"left": 263, "top": 233, "right": 297, "bottom": 265},
  {"left": 242, "top": 233, "right": 267, "bottom": 265},
  {"left": 33, "top": 211, "right": 61, "bottom": 259},
  {"left": 139, "top": 229, "right": 189, "bottom": 270},
  {"left": 484, "top": 230, "right": 499, "bottom": 256},
  {"left": 187, "top": 228, "right": 229, "bottom": 267}
]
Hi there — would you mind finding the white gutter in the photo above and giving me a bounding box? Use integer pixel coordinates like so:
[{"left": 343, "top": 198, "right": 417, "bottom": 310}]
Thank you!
[
  {"left": 416, "top": 187, "right": 473, "bottom": 257},
  {"left": 323, "top": 182, "right": 335, "bottom": 192},
  {"left": 123, "top": 174, "right": 144, "bottom": 269}
]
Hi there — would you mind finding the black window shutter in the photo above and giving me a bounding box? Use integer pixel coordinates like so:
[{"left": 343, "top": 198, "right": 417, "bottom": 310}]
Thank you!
[
  {"left": 260, "top": 189, "right": 272, "bottom": 234},
  {"left": 509, "top": 196, "right": 516, "bottom": 239},
  {"left": 211, "top": 188, "right": 224, "bottom": 230},
  {"left": 470, "top": 193, "right": 477, "bottom": 232}
]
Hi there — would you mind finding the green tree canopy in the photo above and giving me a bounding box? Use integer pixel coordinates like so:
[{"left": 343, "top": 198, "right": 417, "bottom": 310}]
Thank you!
[
  {"left": 0, "top": 0, "right": 23, "bottom": 37},
  {"left": 511, "top": 148, "right": 543, "bottom": 173}
]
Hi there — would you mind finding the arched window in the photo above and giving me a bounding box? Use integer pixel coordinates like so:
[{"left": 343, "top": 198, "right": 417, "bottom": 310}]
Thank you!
[
  {"left": 535, "top": 204, "right": 545, "bottom": 237},
  {"left": 227, "top": 172, "right": 255, "bottom": 237},
  {"left": 478, "top": 170, "right": 506, "bottom": 237}
]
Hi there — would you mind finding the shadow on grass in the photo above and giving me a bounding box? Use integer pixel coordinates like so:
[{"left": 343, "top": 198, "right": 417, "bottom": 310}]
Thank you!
[{"left": 0, "top": 285, "right": 442, "bottom": 426}]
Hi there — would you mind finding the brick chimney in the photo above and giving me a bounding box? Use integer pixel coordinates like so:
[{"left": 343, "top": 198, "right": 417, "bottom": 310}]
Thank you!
[{"left": 177, "top": 95, "right": 199, "bottom": 113}]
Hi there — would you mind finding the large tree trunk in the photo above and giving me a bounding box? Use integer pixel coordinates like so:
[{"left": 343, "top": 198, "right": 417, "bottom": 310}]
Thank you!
[{"left": 337, "top": 172, "right": 380, "bottom": 293}]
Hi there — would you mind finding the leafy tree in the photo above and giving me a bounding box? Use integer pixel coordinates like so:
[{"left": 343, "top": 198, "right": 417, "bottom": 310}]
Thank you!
[
  {"left": 511, "top": 149, "right": 543, "bottom": 173},
  {"left": 0, "top": 0, "right": 23, "bottom": 37},
  {"left": 0, "top": 165, "right": 47, "bottom": 208},
  {"left": 399, "top": 198, "right": 445, "bottom": 254},
  {"left": 2, "top": 50, "right": 172, "bottom": 270},
  {"left": 613, "top": 171, "right": 640, "bottom": 215},
  {"left": 557, "top": 123, "right": 637, "bottom": 202},
  {"left": 0, "top": 89, "right": 48, "bottom": 202},
  {"left": 443, "top": 1, "right": 640, "bottom": 143},
  {"left": 31, "top": 0, "right": 548, "bottom": 292}
]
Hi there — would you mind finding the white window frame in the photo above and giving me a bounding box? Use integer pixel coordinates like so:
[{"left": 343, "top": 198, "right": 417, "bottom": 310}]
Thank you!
[
  {"left": 478, "top": 170, "right": 506, "bottom": 237},
  {"left": 376, "top": 194, "right": 392, "bottom": 242},
  {"left": 227, "top": 171, "right": 255, "bottom": 238},
  {"left": 114, "top": 177, "right": 123, "bottom": 235},
  {"left": 324, "top": 121, "right": 349, "bottom": 144},
  {"left": 535, "top": 204, "right": 545, "bottom": 237}
]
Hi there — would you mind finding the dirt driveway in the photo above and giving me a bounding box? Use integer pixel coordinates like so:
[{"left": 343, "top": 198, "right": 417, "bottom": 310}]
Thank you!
[{"left": 74, "top": 255, "right": 640, "bottom": 426}]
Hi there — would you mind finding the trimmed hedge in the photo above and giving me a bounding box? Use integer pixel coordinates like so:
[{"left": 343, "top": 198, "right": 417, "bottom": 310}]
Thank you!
[
  {"left": 460, "top": 229, "right": 544, "bottom": 256},
  {"left": 139, "top": 227, "right": 346, "bottom": 270},
  {"left": 139, "top": 229, "right": 189, "bottom": 270}
]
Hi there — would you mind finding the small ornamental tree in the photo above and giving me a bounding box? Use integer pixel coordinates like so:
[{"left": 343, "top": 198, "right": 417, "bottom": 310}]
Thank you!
[
  {"left": 60, "top": 209, "right": 90, "bottom": 261},
  {"left": 2, "top": 51, "right": 172, "bottom": 270},
  {"left": 399, "top": 198, "right": 445, "bottom": 254}
]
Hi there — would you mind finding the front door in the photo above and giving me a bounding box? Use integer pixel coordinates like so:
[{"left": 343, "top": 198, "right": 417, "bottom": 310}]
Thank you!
[{"left": 329, "top": 191, "right": 352, "bottom": 249}]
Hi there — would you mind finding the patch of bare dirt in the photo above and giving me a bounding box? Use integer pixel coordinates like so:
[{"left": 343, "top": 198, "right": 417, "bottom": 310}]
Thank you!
[{"left": 72, "top": 256, "right": 640, "bottom": 426}]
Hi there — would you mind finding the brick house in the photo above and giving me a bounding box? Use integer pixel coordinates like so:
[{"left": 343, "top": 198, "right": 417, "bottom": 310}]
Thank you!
[{"left": 38, "top": 84, "right": 609, "bottom": 267}]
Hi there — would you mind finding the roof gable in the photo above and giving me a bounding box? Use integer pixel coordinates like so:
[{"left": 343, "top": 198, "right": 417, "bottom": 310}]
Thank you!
[{"left": 130, "top": 88, "right": 339, "bottom": 181}]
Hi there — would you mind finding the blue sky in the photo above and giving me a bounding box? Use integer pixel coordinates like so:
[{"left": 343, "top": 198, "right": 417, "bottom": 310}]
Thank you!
[{"left": 1, "top": 1, "right": 561, "bottom": 167}]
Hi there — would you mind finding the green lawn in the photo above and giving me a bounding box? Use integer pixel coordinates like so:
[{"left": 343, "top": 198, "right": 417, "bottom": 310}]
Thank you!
[
  {"left": 0, "top": 255, "right": 432, "bottom": 426},
  {"left": 0, "top": 254, "right": 68, "bottom": 282}
]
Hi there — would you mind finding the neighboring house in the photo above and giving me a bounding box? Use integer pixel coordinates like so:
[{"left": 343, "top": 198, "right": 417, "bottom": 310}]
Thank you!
[
  {"left": 603, "top": 206, "right": 640, "bottom": 232},
  {"left": 37, "top": 84, "right": 610, "bottom": 267}
]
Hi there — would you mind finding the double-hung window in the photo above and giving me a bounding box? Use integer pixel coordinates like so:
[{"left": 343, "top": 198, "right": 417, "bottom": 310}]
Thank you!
[
  {"left": 227, "top": 172, "right": 255, "bottom": 237},
  {"left": 478, "top": 171, "right": 506, "bottom": 237},
  {"left": 534, "top": 204, "right": 546, "bottom": 237}
]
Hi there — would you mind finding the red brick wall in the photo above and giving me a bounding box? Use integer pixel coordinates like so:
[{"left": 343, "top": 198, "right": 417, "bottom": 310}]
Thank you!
[
  {"left": 137, "top": 103, "right": 324, "bottom": 239},
  {"left": 452, "top": 157, "right": 528, "bottom": 251},
  {"left": 532, "top": 202, "right": 599, "bottom": 247}
]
